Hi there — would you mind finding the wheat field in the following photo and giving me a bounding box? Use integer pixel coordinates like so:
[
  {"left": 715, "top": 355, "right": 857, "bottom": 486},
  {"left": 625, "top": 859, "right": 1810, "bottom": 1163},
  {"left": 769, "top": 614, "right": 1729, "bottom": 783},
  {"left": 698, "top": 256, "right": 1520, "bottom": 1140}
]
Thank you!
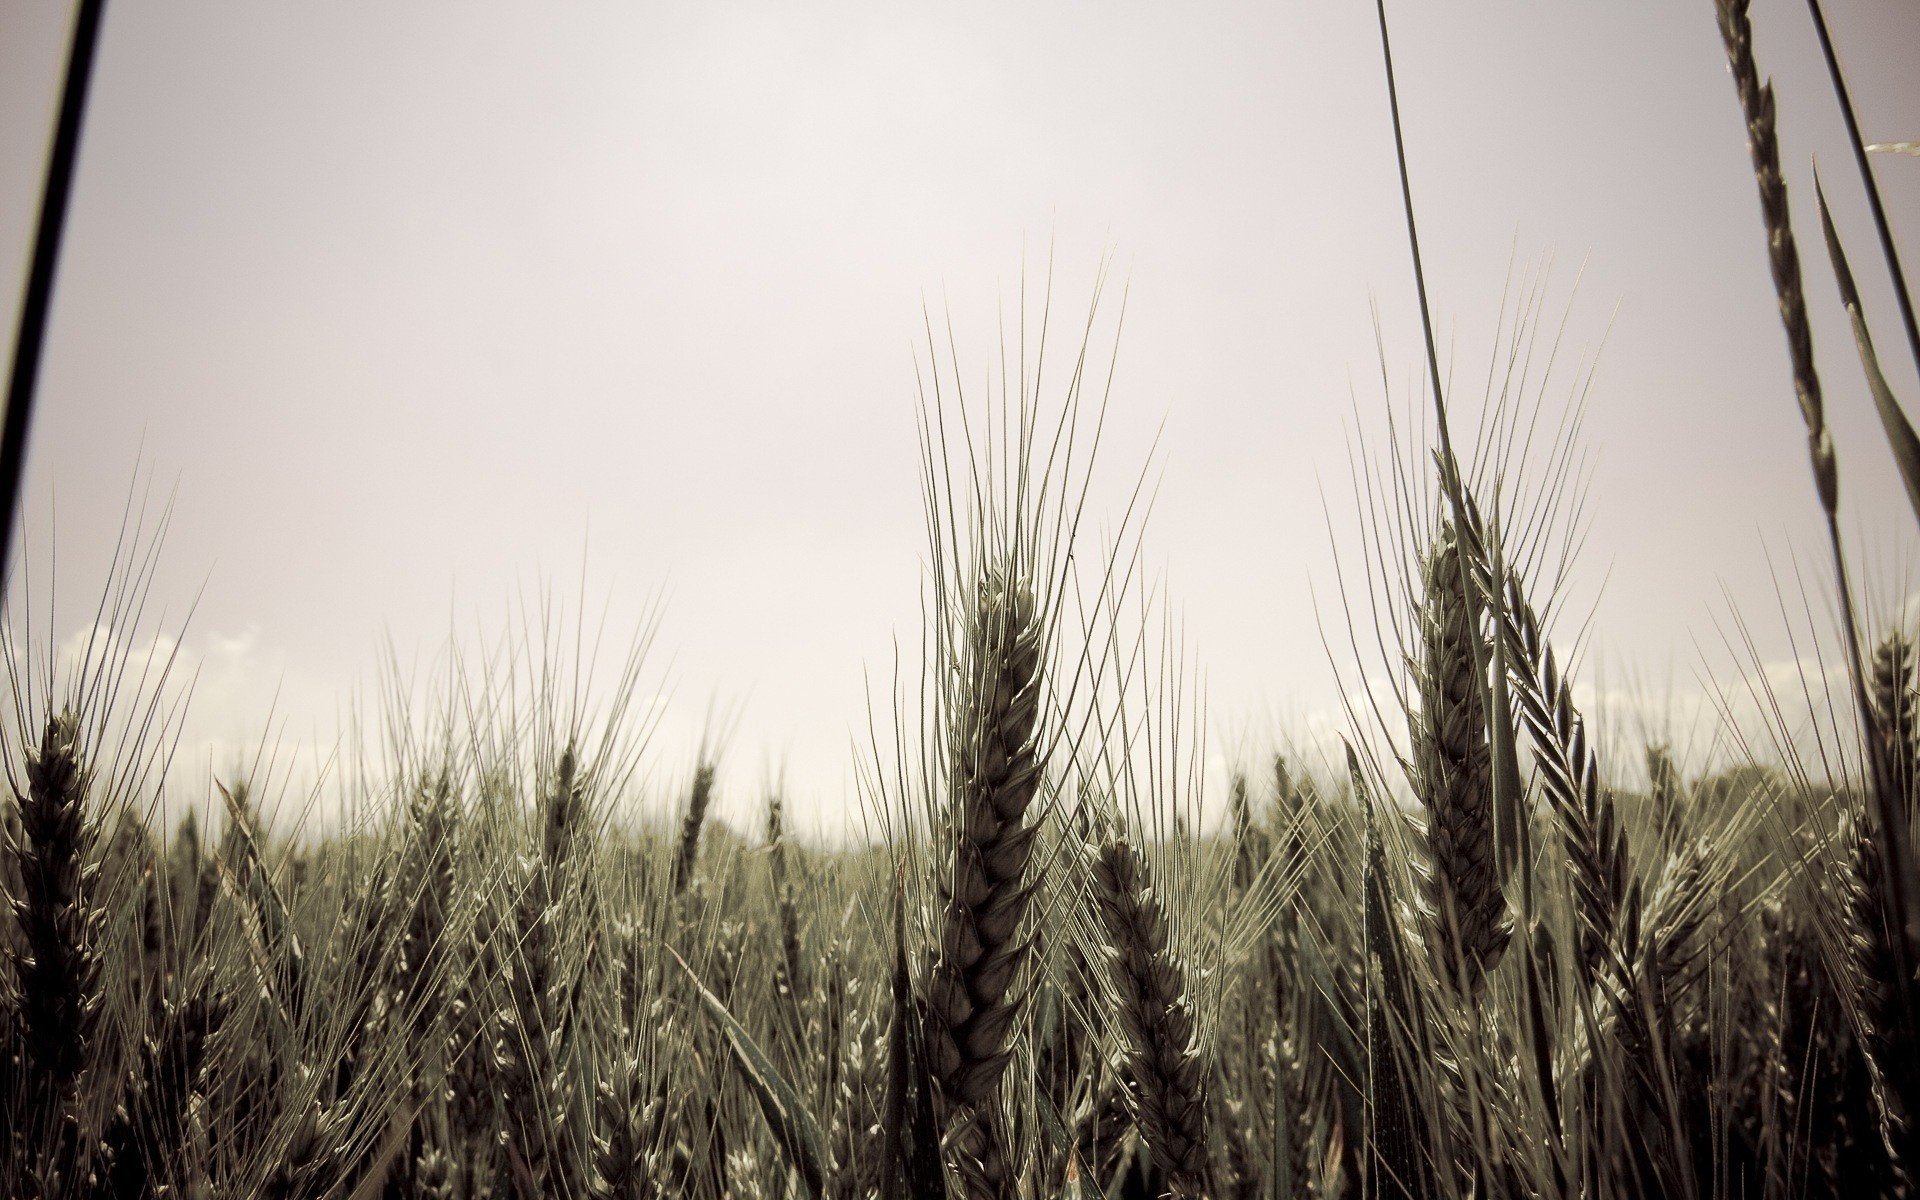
[{"left": 3, "top": 1, "right": 1919, "bottom": 1198}]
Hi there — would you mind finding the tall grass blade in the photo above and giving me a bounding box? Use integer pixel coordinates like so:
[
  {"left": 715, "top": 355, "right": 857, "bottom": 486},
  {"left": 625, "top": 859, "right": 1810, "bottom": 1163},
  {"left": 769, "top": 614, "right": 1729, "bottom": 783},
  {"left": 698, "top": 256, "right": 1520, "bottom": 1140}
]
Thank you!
[
  {"left": 673, "top": 947, "right": 831, "bottom": 1198},
  {"left": 1, "top": 0, "right": 108, "bottom": 586},
  {"left": 1815, "top": 172, "right": 1920, "bottom": 528},
  {"left": 1711, "top": 0, "right": 1920, "bottom": 1048},
  {"left": 1804, "top": 0, "right": 1920, "bottom": 383}
]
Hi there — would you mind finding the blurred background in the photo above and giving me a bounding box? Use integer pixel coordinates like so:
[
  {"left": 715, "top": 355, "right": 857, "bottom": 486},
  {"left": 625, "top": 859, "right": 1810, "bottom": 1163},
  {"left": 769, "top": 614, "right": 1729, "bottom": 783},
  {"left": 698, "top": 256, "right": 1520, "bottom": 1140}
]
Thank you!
[{"left": 2, "top": 0, "right": 1915, "bottom": 834}]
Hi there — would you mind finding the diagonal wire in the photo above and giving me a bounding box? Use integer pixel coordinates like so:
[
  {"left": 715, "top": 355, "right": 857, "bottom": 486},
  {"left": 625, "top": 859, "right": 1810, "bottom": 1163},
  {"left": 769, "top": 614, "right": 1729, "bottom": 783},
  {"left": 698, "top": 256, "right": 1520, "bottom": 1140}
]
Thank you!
[{"left": 2, "top": 0, "right": 110, "bottom": 588}]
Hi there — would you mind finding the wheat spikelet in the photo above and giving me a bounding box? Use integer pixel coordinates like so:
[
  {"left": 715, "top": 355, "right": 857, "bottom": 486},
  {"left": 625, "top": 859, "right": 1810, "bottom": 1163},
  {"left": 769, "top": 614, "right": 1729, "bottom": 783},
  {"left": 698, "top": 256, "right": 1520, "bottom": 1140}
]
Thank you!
[
  {"left": 589, "top": 1048, "right": 661, "bottom": 1200},
  {"left": 98, "top": 979, "right": 224, "bottom": 1199},
  {"left": 163, "top": 808, "right": 215, "bottom": 957},
  {"left": 411, "top": 1144, "right": 456, "bottom": 1200},
  {"left": 544, "top": 744, "right": 588, "bottom": 880},
  {"left": 1229, "top": 771, "right": 1262, "bottom": 893},
  {"left": 257, "top": 1066, "right": 346, "bottom": 1200},
  {"left": 672, "top": 760, "right": 715, "bottom": 899},
  {"left": 1646, "top": 745, "right": 1684, "bottom": 853},
  {"left": 1872, "top": 633, "right": 1918, "bottom": 820},
  {"left": 164, "top": 1090, "right": 217, "bottom": 1200}
]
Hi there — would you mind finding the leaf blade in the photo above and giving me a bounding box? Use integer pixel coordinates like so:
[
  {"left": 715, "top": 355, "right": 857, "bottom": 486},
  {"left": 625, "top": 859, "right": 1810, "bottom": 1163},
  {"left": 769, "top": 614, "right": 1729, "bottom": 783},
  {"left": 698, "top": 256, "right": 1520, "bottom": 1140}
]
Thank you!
[
  {"left": 671, "top": 947, "right": 830, "bottom": 1199},
  {"left": 1816, "top": 172, "right": 1920, "bottom": 529}
]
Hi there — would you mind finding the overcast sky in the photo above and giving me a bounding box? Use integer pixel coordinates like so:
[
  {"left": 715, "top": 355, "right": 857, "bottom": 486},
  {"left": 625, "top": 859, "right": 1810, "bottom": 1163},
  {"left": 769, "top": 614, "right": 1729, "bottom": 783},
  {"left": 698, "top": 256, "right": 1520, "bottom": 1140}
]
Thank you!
[{"left": 2, "top": 1, "right": 1917, "bottom": 835}]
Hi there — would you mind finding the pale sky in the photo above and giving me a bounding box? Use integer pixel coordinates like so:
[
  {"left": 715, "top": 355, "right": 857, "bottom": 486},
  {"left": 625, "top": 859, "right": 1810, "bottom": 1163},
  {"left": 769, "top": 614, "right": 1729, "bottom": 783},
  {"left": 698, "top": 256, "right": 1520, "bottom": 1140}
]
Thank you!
[{"left": 3, "top": 1, "right": 1917, "bottom": 835}]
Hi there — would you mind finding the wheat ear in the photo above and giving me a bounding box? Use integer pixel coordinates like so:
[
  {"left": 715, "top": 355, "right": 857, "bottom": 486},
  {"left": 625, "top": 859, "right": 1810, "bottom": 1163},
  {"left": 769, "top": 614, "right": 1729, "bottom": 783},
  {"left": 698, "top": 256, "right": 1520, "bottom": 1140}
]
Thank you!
[
  {"left": 1871, "top": 633, "right": 1918, "bottom": 821},
  {"left": 1411, "top": 522, "right": 1511, "bottom": 995},
  {"left": 766, "top": 790, "right": 807, "bottom": 1000},
  {"left": 1496, "top": 574, "right": 1631, "bottom": 990},
  {"left": 921, "top": 568, "right": 1045, "bottom": 1199},
  {"left": 1089, "top": 837, "right": 1211, "bottom": 1200},
  {"left": 5, "top": 709, "right": 104, "bottom": 1128}
]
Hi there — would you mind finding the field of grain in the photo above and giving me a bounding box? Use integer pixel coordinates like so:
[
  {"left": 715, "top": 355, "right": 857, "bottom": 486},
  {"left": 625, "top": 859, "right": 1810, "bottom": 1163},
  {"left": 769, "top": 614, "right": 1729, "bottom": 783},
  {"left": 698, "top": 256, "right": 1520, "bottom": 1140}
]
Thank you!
[{"left": 3, "top": 1, "right": 1918, "bottom": 1198}]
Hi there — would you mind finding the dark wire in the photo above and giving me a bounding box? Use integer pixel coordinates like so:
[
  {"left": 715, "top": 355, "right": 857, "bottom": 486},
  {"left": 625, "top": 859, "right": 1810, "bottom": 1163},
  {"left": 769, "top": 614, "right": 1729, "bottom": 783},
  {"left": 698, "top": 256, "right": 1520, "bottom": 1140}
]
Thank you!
[{"left": 1, "top": 0, "right": 111, "bottom": 588}]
